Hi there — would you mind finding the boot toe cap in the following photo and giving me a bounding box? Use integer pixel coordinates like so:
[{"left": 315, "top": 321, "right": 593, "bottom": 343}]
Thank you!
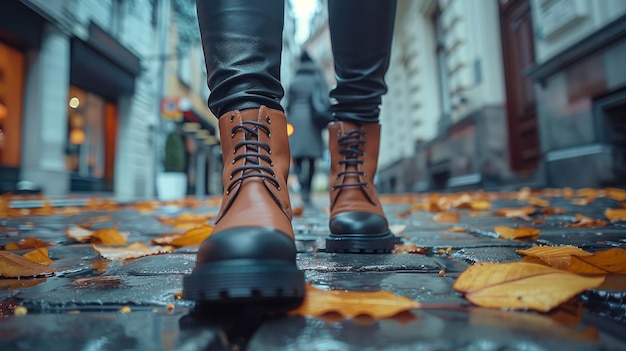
[
  {"left": 329, "top": 211, "right": 389, "bottom": 235},
  {"left": 197, "top": 227, "right": 297, "bottom": 264}
]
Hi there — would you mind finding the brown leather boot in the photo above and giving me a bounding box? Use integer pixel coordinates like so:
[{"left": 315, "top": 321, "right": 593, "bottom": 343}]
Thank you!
[
  {"left": 183, "top": 106, "right": 304, "bottom": 311},
  {"left": 326, "top": 121, "right": 395, "bottom": 253}
]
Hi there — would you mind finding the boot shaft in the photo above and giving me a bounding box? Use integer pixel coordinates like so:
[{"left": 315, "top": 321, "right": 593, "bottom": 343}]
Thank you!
[
  {"left": 216, "top": 106, "right": 293, "bottom": 228},
  {"left": 328, "top": 121, "right": 384, "bottom": 216}
]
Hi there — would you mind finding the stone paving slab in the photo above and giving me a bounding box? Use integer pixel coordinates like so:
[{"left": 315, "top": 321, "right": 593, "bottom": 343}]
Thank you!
[{"left": 1, "top": 192, "right": 626, "bottom": 350}]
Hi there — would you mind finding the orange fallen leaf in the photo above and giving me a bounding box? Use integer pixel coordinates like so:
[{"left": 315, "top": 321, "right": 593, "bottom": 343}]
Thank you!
[
  {"left": 58, "top": 206, "right": 82, "bottom": 216},
  {"left": 532, "top": 248, "right": 626, "bottom": 276},
  {"left": 575, "top": 188, "right": 600, "bottom": 200},
  {"left": 453, "top": 262, "right": 604, "bottom": 312},
  {"left": 541, "top": 207, "right": 566, "bottom": 215},
  {"left": 449, "top": 226, "right": 467, "bottom": 232},
  {"left": 91, "top": 228, "right": 128, "bottom": 245},
  {"left": 571, "top": 198, "right": 593, "bottom": 206},
  {"left": 470, "top": 201, "right": 492, "bottom": 211},
  {"left": 4, "top": 237, "right": 55, "bottom": 251},
  {"left": 528, "top": 197, "right": 550, "bottom": 207},
  {"left": 292, "top": 206, "right": 304, "bottom": 216},
  {"left": 494, "top": 226, "right": 540, "bottom": 239},
  {"left": 392, "top": 244, "right": 427, "bottom": 254},
  {"left": 605, "top": 208, "right": 626, "bottom": 222},
  {"left": 0, "top": 278, "right": 46, "bottom": 290},
  {"left": 23, "top": 248, "right": 54, "bottom": 265},
  {"left": 30, "top": 201, "right": 54, "bottom": 216},
  {"left": 0, "top": 251, "right": 57, "bottom": 277},
  {"left": 290, "top": 283, "right": 420, "bottom": 318},
  {"left": 494, "top": 206, "right": 535, "bottom": 220},
  {"left": 157, "top": 212, "right": 215, "bottom": 230},
  {"left": 433, "top": 211, "right": 460, "bottom": 224},
  {"left": 605, "top": 187, "right": 626, "bottom": 201},
  {"left": 563, "top": 187, "right": 574, "bottom": 199},
  {"left": 396, "top": 209, "right": 412, "bottom": 218},
  {"left": 169, "top": 225, "right": 214, "bottom": 247},
  {"left": 92, "top": 242, "right": 175, "bottom": 261},
  {"left": 566, "top": 214, "right": 607, "bottom": 228}
]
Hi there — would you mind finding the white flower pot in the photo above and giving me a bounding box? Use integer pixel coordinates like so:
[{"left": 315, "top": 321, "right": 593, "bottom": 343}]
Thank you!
[{"left": 156, "top": 172, "right": 187, "bottom": 201}]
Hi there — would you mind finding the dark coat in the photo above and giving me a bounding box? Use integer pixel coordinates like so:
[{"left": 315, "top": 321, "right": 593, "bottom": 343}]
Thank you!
[{"left": 286, "top": 61, "right": 327, "bottom": 159}]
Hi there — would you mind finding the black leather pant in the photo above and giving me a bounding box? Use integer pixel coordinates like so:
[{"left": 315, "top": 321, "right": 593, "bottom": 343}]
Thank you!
[{"left": 197, "top": 0, "right": 397, "bottom": 123}]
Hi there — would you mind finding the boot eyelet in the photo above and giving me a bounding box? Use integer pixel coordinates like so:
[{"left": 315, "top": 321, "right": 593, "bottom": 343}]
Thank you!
[
  {"left": 268, "top": 133, "right": 271, "bottom": 138},
  {"left": 231, "top": 133, "right": 235, "bottom": 138},
  {"left": 266, "top": 115, "right": 271, "bottom": 124},
  {"left": 226, "top": 190, "right": 230, "bottom": 195},
  {"left": 229, "top": 175, "right": 232, "bottom": 180},
  {"left": 277, "top": 186, "right": 281, "bottom": 190},
  {"left": 364, "top": 184, "right": 369, "bottom": 188},
  {"left": 269, "top": 150, "right": 272, "bottom": 154},
  {"left": 232, "top": 159, "right": 236, "bottom": 164},
  {"left": 230, "top": 113, "right": 235, "bottom": 122},
  {"left": 270, "top": 162, "right": 274, "bottom": 166}
]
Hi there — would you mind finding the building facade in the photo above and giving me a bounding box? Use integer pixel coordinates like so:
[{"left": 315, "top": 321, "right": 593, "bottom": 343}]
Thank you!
[
  {"left": 301, "top": 0, "right": 626, "bottom": 193},
  {"left": 0, "top": 0, "right": 160, "bottom": 200}
]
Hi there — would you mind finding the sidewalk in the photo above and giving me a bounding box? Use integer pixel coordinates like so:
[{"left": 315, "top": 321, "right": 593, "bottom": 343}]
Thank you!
[{"left": 0, "top": 190, "right": 625, "bottom": 350}]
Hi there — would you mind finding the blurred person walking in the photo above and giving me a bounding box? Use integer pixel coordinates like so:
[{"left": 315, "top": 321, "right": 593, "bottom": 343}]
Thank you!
[
  {"left": 286, "top": 51, "right": 330, "bottom": 205},
  {"left": 184, "top": 0, "right": 397, "bottom": 313}
]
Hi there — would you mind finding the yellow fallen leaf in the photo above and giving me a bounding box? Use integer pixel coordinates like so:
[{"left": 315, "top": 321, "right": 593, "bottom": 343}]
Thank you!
[
  {"left": 0, "top": 251, "right": 57, "bottom": 277},
  {"left": 92, "top": 242, "right": 175, "bottom": 260},
  {"left": 563, "top": 187, "right": 574, "bottom": 199},
  {"left": 494, "top": 226, "right": 540, "bottom": 239},
  {"left": 92, "top": 228, "right": 128, "bottom": 245},
  {"left": 571, "top": 248, "right": 626, "bottom": 275},
  {"left": 449, "top": 226, "right": 467, "bottom": 233},
  {"left": 290, "top": 283, "right": 420, "bottom": 318},
  {"left": 571, "top": 197, "right": 593, "bottom": 206},
  {"left": 433, "top": 211, "right": 460, "bottom": 224},
  {"left": 605, "top": 208, "right": 626, "bottom": 222},
  {"left": 170, "top": 225, "right": 214, "bottom": 247},
  {"left": 575, "top": 188, "right": 600, "bottom": 200},
  {"left": 157, "top": 212, "right": 215, "bottom": 230},
  {"left": 541, "top": 207, "right": 566, "bottom": 215},
  {"left": 23, "top": 248, "right": 54, "bottom": 266},
  {"left": 453, "top": 262, "right": 604, "bottom": 312},
  {"left": 517, "top": 245, "right": 592, "bottom": 258}
]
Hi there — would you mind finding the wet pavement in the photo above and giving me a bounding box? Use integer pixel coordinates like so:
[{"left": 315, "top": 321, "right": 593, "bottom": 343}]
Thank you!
[{"left": 1, "top": 191, "right": 625, "bottom": 350}]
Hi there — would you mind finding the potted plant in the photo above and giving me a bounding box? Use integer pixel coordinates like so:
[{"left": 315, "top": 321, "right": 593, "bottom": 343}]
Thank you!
[{"left": 157, "top": 129, "right": 187, "bottom": 201}]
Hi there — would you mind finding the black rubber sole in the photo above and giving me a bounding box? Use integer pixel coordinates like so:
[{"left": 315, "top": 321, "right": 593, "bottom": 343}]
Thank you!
[
  {"left": 325, "top": 231, "right": 396, "bottom": 253},
  {"left": 183, "top": 258, "right": 305, "bottom": 313}
]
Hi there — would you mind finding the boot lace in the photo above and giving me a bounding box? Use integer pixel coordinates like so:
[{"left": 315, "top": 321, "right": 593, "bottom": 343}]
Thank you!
[
  {"left": 226, "top": 121, "right": 279, "bottom": 194},
  {"left": 333, "top": 129, "right": 368, "bottom": 190}
]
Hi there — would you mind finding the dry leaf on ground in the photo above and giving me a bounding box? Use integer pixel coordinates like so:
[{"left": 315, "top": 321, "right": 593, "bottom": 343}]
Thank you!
[
  {"left": 92, "top": 242, "right": 174, "bottom": 261},
  {"left": 290, "top": 283, "right": 420, "bottom": 318},
  {"left": 605, "top": 188, "right": 626, "bottom": 201},
  {"left": 605, "top": 208, "right": 626, "bottom": 222},
  {"left": 528, "top": 197, "right": 550, "bottom": 207},
  {"left": 157, "top": 212, "right": 215, "bottom": 230},
  {"left": 541, "top": 207, "right": 566, "bottom": 215},
  {"left": 494, "top": 226, "right": 540, "bottom": 239},
  {"left": 91, "top": 228, "right": 128, "bottom": 245},
  {"left": 389, "top": 224, "right": 407, "bottom": 236},
  {"left": 453, "top": 262, "right": 604, "bottom": 312},
  {"left": 151, "top": 232, "right": 184, "bottom": 245},
  {"left": 292, "top": 206, "right": 304, "bottom": 216},
  {"left": 392, "top": 244, "right": 427, "bottom": 254},
  {"left": 3, "top": 237, "right": 55, "bottom": 251},
  {"left": 0, "top": 251, "right": 57, "bottom": 277},
  {"left": 23, "top": 248, "right": 54, "bottom": 266},
  {"left": 449, "top": 226, "right": 467, "bottom": 232},
  {"left": 566, "top": 214, "right": 607, "bottom": 228},
  {"left": 66, "top": 226, "right": 95, "bottom": 242},
  {"left": 494, "top": 206, "right": 536, "bottom": 220},
  {"left": 517, "top": 245, "right": 592, "bottom": 258},
  {"left": 571, "top": 198, "right": 593, "bottom": 206},
  {"left": 433, "top": 211, "right": 460, "bottom": 224},
  {"left": 168, "top": 225, "right": 214, "bottom": 247}
]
